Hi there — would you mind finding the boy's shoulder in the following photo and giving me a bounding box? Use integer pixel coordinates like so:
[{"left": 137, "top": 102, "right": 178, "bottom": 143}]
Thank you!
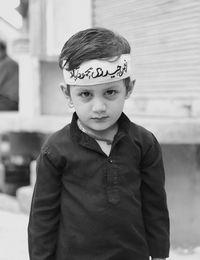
[
  {"left": 40, "top": 123, "right": 73, "bottom": 158},
  {"left": 128, "top": 120, "right": 162, "bottom": 161},
  {"left": 38, "top": 123, "right": 72, "bottom": 169},
  {"left": 42, "top": 123, "right": 71, "bottom": 149},
  {"left": 127, "top": 120, "right": 161, "bottom": 153},
  {"left": 129, "top": 120, "right": 156, "bottom": 143},
  {"left": 120, "top": 113, "right": 157, "bottom": 146}
]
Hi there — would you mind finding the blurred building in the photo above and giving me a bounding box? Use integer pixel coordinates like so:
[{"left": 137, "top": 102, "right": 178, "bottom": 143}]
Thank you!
[{"left": 0, "top": 0, "right": 200, "bottom": 248}]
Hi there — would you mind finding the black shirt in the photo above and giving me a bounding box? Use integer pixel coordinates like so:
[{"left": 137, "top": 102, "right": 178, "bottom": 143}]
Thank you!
[{"left": 28, "top": 112, "right": 170, "bottom": 260}]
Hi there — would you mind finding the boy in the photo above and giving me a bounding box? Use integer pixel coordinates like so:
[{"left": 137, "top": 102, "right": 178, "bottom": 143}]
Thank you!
[{"left": 28, "top": 27, "right": 170, "bottom": 260}]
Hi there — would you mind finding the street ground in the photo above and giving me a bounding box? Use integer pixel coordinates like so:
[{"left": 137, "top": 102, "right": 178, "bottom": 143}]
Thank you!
[{"left": 0, "top": 194, "right": 200, "bottom": 260}]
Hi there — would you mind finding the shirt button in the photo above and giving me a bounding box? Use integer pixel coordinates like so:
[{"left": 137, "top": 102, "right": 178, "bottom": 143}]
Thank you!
[{"left": 108, "top": 158, "right": 113, "bottom": 163}]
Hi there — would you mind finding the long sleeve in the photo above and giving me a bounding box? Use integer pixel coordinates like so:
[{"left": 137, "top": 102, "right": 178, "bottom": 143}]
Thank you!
[
  {"left": 28, "top": 147, "right": 63, "bottom": 260},
  {"left": 140, "top": 134, "right": 170, "bottom": 258}
]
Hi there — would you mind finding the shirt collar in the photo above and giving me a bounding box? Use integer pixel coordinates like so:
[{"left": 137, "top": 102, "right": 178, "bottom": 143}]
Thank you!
[
  {"left": 70, "top": 112, "right": 131, "bottom": 146},
  {"left": 116, "top": 112, "right": 131, "bottom": 134}
]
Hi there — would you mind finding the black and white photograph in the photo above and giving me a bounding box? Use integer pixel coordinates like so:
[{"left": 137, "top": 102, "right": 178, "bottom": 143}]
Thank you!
[{"left": 0, "top": 0, "right": 200, "bottom": 259}]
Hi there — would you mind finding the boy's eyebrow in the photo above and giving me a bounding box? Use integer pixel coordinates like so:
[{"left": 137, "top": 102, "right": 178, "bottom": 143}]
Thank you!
[
  {"left": 105, "top": 85, "right": 120, "bottom": 89},
  {"left": 72, "top": 83, "right": 121, "bottom": 91},
  {"left": 73, "top": 87, "right": 92, "bottom": 91},
  {"left": 101, "top": 85, "right": 121, "bottom": 91}
]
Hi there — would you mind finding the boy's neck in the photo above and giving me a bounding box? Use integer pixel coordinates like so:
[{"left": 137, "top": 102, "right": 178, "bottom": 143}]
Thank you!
[{"left": 77, "top": 119, "right": 118, "bottom": 145}]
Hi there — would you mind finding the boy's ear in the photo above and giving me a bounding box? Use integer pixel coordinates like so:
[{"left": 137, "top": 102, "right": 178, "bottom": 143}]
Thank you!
[
  {"left": 126, "top": 79, "right": 136, "bottom": 99},
  {"left": 60, "top": 83, "right": 74, "bottom": 108},
  {"left": 60, "top": 83, "right": 70, "bottom": 98}
]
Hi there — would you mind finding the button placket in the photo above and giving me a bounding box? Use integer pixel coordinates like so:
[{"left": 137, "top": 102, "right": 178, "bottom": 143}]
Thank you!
[
  {"left": 108, "top": 157, "right": 113, "bottom": 163},
  {"left": 106, "top": 159, "right": 120, "bottom": 204}
]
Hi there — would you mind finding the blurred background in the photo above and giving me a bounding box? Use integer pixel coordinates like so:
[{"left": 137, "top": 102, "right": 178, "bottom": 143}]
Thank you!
[{"left": 0, "top": 0, "right": 200, "bottom": 259}]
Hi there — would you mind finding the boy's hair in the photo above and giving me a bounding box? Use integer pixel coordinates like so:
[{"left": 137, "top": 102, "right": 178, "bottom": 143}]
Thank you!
[
  {"left": 59, "top": 27, "right": 132, "bottom": 89},
  {"left": 59, "top": 27, "right": 131, "bottom": 70}
]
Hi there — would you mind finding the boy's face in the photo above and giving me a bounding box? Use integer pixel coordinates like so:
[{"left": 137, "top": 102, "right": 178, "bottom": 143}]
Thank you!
[{"left": 62, "top": 80, "right": 132, "bottom": 136}]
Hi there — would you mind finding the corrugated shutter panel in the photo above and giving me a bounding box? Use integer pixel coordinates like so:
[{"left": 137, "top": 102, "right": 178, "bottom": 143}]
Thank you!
[{"left": 93, "top": 0, "right": 200, "bottom": 117}]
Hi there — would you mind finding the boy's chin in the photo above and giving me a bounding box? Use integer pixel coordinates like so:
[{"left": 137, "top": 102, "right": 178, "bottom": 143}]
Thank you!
[
  {"left": 89, "top": 123, "right": 116, "bottom": 133},
  {"left": 89, "top": 126, "right": 109, "bottom": 133}
]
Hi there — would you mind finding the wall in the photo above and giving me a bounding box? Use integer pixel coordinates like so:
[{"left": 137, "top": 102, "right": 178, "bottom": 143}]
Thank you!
[
  {"left": 40, "top": 61, "right": 69, "bottom": 115},
  {"left": 29, "top": 0, "right": 92, "bottom": 58},
  {"left": 162, "top": 144, "right": 200, "bottom": 247},
  {"left": 93, "top": 0, "right": 200, "bottom": 119}
]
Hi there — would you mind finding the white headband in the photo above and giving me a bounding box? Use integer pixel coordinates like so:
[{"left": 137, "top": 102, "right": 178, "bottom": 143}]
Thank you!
[{"left": 62, "top": 54, "right": 131, "bottom": 85}]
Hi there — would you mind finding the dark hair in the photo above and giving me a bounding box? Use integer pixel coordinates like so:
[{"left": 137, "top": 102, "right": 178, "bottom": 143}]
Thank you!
[
  {"left": 59, "top": 27, "right": 132, "bottom": 90},
  {"left": 0, "top": 40, "right": 6, "bottom": 52},
  {"left": 59, "top": 27, "right": 131, "bottom": 71}
]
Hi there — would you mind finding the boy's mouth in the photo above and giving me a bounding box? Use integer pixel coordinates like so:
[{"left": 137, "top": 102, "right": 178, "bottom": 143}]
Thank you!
[{"left": 92, "top": 116, "right": 108, "bottom": 120}]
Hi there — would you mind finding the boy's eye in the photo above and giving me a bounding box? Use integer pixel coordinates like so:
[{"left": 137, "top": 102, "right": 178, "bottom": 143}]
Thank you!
[
  {"left": 79, "top": 91, "right": 91, "bottom": 98},
  {"left": 105, "top": 90, "right": 118, "bottom": 96}
]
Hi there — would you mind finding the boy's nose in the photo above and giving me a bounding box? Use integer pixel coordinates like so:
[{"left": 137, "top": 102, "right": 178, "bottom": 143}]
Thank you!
[{"left": 92, "top": 98, "right": 106, "bottom": 113}]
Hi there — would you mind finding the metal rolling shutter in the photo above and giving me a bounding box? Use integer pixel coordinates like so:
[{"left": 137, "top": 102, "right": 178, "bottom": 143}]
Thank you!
[{"left": 93, "top": 0, "right": 200, "bottom": 118}]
